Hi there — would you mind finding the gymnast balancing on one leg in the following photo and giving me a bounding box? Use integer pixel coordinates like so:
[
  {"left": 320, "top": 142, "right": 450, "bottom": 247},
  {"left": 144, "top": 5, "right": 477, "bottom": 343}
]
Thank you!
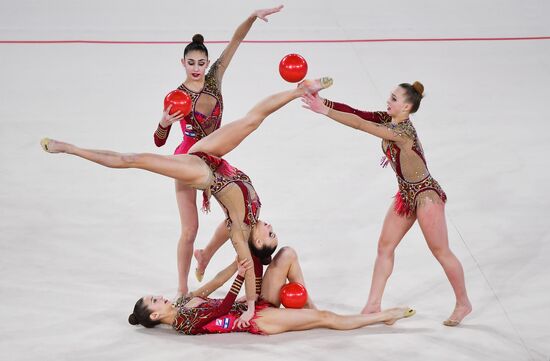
[
  {"left": 40, "top": 77, "right": 332, "bottom": 327},
  {"left": 128, "top": 246, "right": 415, "bottom": 335},
  {"left": 152, "top": 6, "right": 283, "bottom": 298},
  {"left": 301, "top": 82, "right": 472, "bottom": 326}
]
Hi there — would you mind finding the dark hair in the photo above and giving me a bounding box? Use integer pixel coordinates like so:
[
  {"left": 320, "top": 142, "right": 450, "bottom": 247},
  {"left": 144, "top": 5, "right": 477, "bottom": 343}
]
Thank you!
[
  {"left": 399, "top": 81, "right": 424, "bottom": 113},
  {"left": 248, "top": 238, "right": 276, "bottom": 265},
  {"left": 183, "top": 34, "right": 208, "bottom": 58},
  {"left": 128, "top": 298, "right": 161, "bottom": 328}
]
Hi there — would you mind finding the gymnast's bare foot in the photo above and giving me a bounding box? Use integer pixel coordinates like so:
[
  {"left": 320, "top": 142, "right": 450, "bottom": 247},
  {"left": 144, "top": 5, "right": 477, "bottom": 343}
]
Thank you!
[
  {"left": 298, "top": 77, "right": 333, "bottom": 95},
  {"left": 193, "top": 249, "right": 210, "bottom": 282},
  {"left": 443, "top": 302, "right": 472, "bottom": 326},
  {"left": 363, "top": 303, "right": 399, "bottom": 325},
  {"left": 40, "top": 138, "right": 71, "bottom": 153},
  {"left": 385, "top": 307, "right": 416, "bottom": 325}
]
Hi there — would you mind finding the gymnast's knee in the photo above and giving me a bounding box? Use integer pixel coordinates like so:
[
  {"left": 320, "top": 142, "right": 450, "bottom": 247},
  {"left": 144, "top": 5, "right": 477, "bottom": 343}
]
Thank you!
[
  {"left": 428, "top": 244, "right": 451, "bottom": 259},
  {"left": 244, "top": 111, "right": 265, "bottom": 130},
  {"left": 119, "top": 153, "right": 143, "bottom": 168},
  {"left": 275, "top": 246, "right": 298, "bottom": 262},
  {"left": 318, "top": 310, "right": 337, "bottom": 326},
  {"left": 179, "top": 226, "right": 199, "bottom": 246},
  {"left": 376, "top": 241, "right": 396, "bottom": 257}
]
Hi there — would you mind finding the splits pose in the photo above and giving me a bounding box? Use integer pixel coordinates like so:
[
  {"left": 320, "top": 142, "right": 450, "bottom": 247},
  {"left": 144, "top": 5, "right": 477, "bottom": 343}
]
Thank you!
[
  {"left": 41, "top": 78, "right": 332, "bottom": 326},
  {"left": 128, "top": 246, "right": 415, "bottom": 335},
  {"left": 302, "top": 82, "right": 472, "bottom": 326},
  {"left": 153, "top": 6, "right": 283, "bottom": 298}
]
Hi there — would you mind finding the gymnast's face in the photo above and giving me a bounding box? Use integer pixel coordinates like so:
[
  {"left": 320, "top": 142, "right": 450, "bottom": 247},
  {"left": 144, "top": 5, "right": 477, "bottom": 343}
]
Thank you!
[
  {"left": 181, "top": 50, "right": 210, "bottom": 81},
  {"left": 254, "top": 220, "right": 279, "bottom": 249},
  {"left": 386, "top": 86, "right": 412, "bottom": 117},
  {"left": 142, "top": 295, "right": 172, "bottom": 315}
]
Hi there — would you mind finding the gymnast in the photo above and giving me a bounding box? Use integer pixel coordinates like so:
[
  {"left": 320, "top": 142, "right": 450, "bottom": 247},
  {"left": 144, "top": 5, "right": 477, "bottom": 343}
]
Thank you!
[
  {"left": 41, "top": 77, "right": 332, "bottom": 327},
  {"left": 128, "top": 247, "right": 415, "bottom": 335},
  {"left": 152, "top": 6, "right": 283, "bottom": 298},
  {"left": 301, "top": 82, "right": 472, "bottom": 326}
]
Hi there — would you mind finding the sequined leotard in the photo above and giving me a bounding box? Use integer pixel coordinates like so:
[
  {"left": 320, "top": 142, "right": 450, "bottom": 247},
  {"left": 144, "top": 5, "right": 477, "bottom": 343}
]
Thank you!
[
  {"left": 172, "top": 257, "right": 272, "bottom": 335},
  {"left": 190, "top": 151, "right": 261, "bottom": 231},
  {"left": 154, "top": 59, "right": 224, "bottom": 154},
  {"left": 324, "top": 100, "right": 447, "bottom": 217}
]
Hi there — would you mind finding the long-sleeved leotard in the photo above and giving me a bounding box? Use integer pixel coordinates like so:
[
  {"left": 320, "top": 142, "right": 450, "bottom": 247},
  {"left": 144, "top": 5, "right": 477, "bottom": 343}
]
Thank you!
[
  {"left": 172, "top": 274, "right": 245, "bottom": 335},
  {"left": 324, "top": 100, "right": 447, "bottom": 217},
  {"left": 154, "top": 58, "right": 224, "bottom": 154},
  {"left": 172, "top": 257, "right": 270, "bottom": 335}
]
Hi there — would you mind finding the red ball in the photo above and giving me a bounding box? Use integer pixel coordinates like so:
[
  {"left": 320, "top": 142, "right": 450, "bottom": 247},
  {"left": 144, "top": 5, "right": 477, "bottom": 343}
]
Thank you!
[
  {"left": 279, "top": 282, "right": 308, "bottom": 309},
  {"left": 279, "top": 53, "right": 308, "bottom": 83},
  {"left": 164, "top": 90, "right": 192, "bottom": 116}
]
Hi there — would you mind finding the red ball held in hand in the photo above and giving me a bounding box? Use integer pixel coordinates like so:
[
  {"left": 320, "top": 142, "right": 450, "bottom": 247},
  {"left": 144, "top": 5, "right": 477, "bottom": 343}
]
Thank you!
[
  {"left": 164, "top": 90, "right": 192, "bottom": 116},
  {"left": 279, "top": 53, "right": 308, "bottom": 83},
  {"left": 279, "top": 282, "right": 308, "bottom": 309}
]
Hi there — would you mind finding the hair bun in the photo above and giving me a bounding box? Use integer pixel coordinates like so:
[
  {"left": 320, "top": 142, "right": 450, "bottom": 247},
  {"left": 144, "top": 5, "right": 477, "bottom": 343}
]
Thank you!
[
  {"left": 412, "top": 81, "right": 424, "bottom": 96},
  {"left": 192, "top": 34, "right": 204, "bottom": 44},
  {"left": 128, "top": 313, "right": 139, "bottom": 325}
]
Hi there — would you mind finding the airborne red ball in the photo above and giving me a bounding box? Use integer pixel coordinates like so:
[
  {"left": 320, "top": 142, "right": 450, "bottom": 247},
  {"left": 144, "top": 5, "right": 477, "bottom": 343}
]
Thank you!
[
  {"left": 164, "top": 90, "right": 192, "bottom": 116},
  {"left": 279, "top": 53, "right": 308, "bottom": 83},
  {"left": 279, "top": 282, "right": 308, "bottom": 309}
]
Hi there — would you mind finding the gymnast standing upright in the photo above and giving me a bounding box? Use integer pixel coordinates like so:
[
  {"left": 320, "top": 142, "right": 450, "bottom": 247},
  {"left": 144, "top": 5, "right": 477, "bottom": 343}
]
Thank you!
[
  {"left": 152, "top": 6, "right": 283, "bottom": 299},
  {"left": 301, "top": 82, "right": 472, "bottom": 326}
]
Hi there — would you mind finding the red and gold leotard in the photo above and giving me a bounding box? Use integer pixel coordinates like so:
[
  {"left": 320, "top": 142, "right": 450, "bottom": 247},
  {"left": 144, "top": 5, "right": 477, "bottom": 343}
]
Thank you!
[
  {"left": 154, "top": 59, "right": 224, "bottom": 154},
  {"left": 172, "top": 274, "right": 246, "bottom": 335},
  {"left": 190, "top": 151, "right": 261, "bottom": 228},
  {"left": 172, "top": 257, "right": 270, "bottom": 335},
  {"left": 324, "top": 100, "right": 447, "bottom": 217}
]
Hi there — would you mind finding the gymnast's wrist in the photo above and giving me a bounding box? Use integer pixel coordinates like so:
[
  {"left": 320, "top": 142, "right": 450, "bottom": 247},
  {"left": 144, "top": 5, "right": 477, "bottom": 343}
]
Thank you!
[{"left": 158, "top": 120, "right": 170, "bottom": 128}]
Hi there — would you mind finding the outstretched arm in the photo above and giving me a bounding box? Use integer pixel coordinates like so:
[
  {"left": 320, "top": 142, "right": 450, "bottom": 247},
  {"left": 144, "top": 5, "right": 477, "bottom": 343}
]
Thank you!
[
  {"left": 190, "top": 259, "right": 239, "bottom": 299},
  {"left": 214, "top": 5, "right": 283, "bottom": 81},
  {"left": 322, "top": 98, "right": 391, "bottom": 124},
  {"left": 187, "top": 259, "right": 252, "bottom": 334},
  {"left": 302, "top": 93, "right": 407, "bottom": 143},
  {"left": 229, "top": 229, "right": 258, "bottom": 328}
]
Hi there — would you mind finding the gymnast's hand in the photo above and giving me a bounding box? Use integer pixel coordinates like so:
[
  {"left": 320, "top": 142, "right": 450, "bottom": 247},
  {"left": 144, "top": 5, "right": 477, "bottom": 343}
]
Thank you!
[
  {"left": 253, "top": 5, "right": 284, "bottom": 22},
  {"left": 302, "top": 93, "right": 329, "bottom": 115},
  {"left": 237, "top": 257, "right": 253, "bottom": 277},
  {"left": 236, "top": 308, "right": 254, "bottom": 329},
  {"left": 159, "top": 104, "right": 185, "bottom": 128}
]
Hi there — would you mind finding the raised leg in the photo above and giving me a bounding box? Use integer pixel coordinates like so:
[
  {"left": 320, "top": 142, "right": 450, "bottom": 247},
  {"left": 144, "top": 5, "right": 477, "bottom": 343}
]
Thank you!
[
  {"left": 362, "top": 202, "right": 416, "bottom": 314},
  {"left": 261, "top": 247, "right": 315, "bottom": 309},
  {"left": 416, "top": 196, "right": 472, "bottom": 326},
  {"left": 189, "top": 87, "right": 307, "bottom": 157},
  {"left": 194, "top": 220, "right": 231, "bottom": 281},
  {"left": 254, "top": 307, "right": 415, "bottom": 335},
  {"left": 41, "top": 139, "right": 210, "bottom": 186}
]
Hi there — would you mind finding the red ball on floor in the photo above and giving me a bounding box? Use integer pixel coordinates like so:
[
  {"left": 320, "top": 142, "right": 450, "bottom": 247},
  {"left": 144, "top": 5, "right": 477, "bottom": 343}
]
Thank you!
[{"left": 280, "top": 282, "right": 308, "bottom": 308}]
